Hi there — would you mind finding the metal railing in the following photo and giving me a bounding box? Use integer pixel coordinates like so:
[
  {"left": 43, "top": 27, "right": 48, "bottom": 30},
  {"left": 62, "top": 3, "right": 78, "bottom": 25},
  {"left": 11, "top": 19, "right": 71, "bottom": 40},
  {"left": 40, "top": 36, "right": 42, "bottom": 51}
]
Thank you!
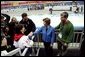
[
  {"left": 1, "top": 31, "right": 83, "bottom": 56},
  {"left": 1, "top": 48, "right": 21, "bottom": 56},
  {"left": 32, "top": 31, "right": 84, "bottom": 56},
  {"left": 34, "top": 31, "right": 84, "bottom": 49}
]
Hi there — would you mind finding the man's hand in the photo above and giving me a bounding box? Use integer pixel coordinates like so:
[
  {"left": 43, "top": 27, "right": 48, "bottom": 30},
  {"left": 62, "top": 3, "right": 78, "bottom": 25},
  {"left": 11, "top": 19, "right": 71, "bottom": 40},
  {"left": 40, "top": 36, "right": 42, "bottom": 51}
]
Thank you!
[{"left": 63, "top": 43, "right": 68, "bottom": 47}]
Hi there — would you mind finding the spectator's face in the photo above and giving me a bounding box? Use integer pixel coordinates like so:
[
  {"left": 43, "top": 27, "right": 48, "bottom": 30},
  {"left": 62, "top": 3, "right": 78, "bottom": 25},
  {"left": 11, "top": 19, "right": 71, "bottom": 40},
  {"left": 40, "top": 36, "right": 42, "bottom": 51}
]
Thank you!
[
  {"left": 61, "top": 15, "right": 66, "bottom": 23},
  {"left": 43, "top": 21, "right": 48, "bottom": 26},
  {"left": 12, "top": 18, "right": 17, "bottom": 22},
  {"left": 23, "top": 16, "right": 28, "bottom": 21},
  {"left": 1, "top": 18, "right": 4, "bottom": 22},
  {"left": 21, "top": 27, "right": 26, "bottom": 34},
  {"left": 6, "top": 27, "right": 9, "bottom": 32}
]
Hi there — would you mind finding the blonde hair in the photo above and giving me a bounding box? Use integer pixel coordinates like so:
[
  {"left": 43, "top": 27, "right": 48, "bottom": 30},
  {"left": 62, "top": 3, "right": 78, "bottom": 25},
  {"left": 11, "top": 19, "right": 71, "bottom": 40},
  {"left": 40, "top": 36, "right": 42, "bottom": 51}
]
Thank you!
[{"left": 11, "top": 17, "right": 17, "bottom": 22}]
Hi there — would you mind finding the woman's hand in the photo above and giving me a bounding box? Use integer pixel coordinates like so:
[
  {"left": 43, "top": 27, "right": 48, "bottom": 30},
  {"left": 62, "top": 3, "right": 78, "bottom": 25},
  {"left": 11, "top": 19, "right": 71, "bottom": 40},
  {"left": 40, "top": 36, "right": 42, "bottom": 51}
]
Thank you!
[{"left": 28, "top": 32, "right": 33, "bottom": 37}]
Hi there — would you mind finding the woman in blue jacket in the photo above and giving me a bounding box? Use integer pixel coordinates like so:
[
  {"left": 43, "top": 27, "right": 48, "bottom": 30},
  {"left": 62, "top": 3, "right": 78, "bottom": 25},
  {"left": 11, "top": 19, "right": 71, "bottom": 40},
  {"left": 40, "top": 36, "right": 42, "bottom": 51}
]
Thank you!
[{"left": 34, "top": 18, "right": 55, "bottom": 56}]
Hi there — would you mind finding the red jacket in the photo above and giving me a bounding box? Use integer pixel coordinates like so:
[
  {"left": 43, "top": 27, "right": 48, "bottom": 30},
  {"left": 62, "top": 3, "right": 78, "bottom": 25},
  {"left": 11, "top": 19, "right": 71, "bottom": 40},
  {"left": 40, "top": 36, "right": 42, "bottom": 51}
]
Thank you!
[{"left": 14, "top": 34, "right": 24, "bottom": 41}]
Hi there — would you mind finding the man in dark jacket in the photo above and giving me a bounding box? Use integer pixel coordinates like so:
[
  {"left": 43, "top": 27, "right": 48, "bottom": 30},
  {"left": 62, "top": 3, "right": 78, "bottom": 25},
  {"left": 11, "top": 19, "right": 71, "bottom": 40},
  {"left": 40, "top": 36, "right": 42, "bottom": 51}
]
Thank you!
[{"left": 19, "top": 13, "right": 36, "bottom": 35}]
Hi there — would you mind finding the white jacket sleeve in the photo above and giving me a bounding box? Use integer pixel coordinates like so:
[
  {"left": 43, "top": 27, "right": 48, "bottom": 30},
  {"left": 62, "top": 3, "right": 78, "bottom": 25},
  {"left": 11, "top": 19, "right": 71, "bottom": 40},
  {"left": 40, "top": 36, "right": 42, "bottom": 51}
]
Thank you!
[{"left": 14, "top": 35, "right": 34, "bottom": 49}]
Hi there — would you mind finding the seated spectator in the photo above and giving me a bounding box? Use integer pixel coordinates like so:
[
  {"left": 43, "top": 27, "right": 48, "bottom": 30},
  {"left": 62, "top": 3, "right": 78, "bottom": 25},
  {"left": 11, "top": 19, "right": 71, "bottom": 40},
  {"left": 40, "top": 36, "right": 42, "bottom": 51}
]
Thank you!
[
  {"left": 8, "top": 17, "right": 19, "bottom": 48},
  {"left": 13, "top": 24, "right": 34, "bottom": 49}
]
